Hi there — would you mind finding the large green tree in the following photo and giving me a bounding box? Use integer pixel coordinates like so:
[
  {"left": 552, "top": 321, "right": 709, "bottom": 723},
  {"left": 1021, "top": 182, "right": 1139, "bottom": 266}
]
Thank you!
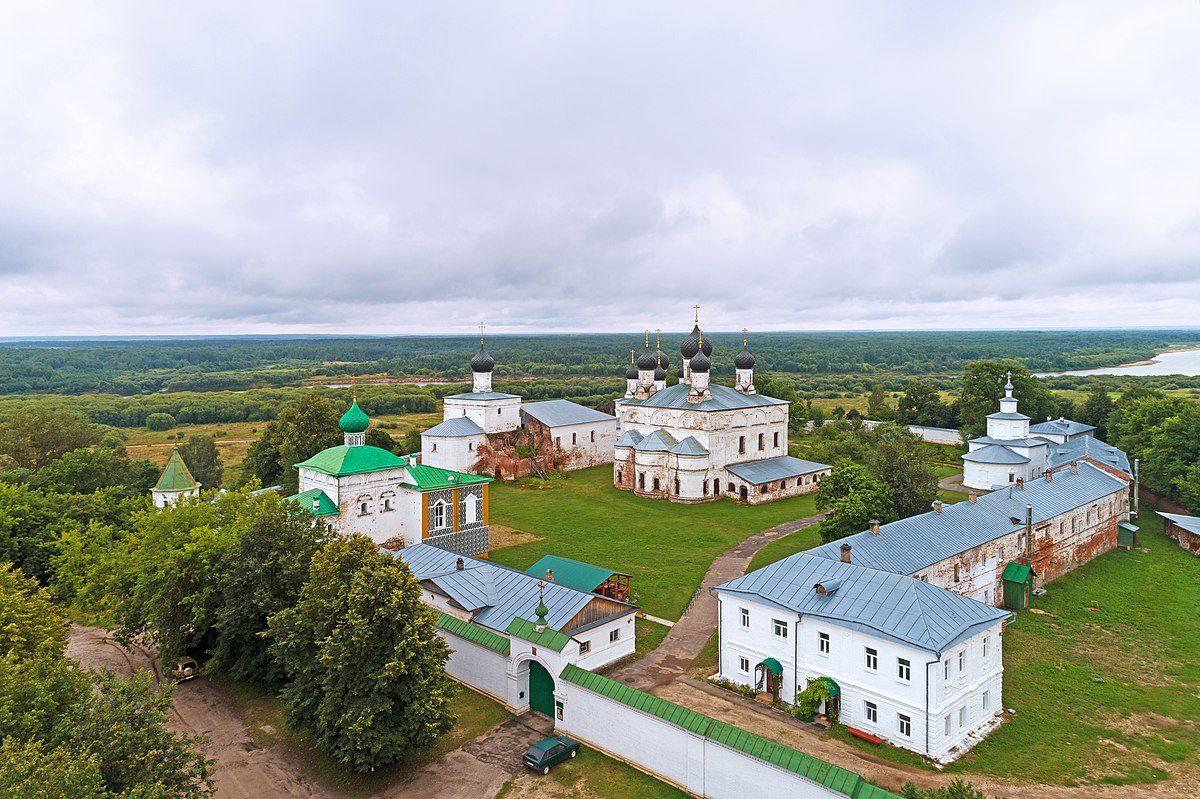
[
  {"left": 35, "top": 446, "right": 158, "bottom": 496},
  {"left": 815, "top": 462, "right": 894, "bottom": 543},
  {"left": 895, "top": 380, "right": 958, "bottom": 428},
  {"left": 268, "top": 535, "right": 456, "bottom": 771},
  {"left": 870, "top": 423, "right": 939, "bottom": 519},
  {"left": 958, "top": 362, "right": 1060, "bottom": 439},
  {"left": 179, "top": 434, "right": 225, "bottom": 490},
  {"left": 0, "top": 407, "right": 100, "bottom": 470},
  {"left": 1077, "top": 383, "right": 1117, "bottom": 440},
  {"left": 247, "top": 393, "right": 342, "bottom": 493}
]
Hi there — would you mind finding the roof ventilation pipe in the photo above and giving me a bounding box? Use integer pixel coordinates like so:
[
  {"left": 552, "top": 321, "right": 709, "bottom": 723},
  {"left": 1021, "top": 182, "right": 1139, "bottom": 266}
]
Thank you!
[
  {"left": 312, "top": 498, "right": 320, "bottom": 514},
  {"left": 545, "top": 569, "right": 554, "bottom": 582},
  {"left": 814, "top": 580, "right": 841, "bottom": 596},
  {"left": 1046, "top": 470, "right": 1053, "bottom": 483},
  {"left": 869, "top": 519, "right": 881, "bottom": 535},
  {"left": 839, "top": 543, "right": 852, "bottom": 564},
  {"left": 456, "top": 557, "right": 465, "bottom": 571},
  {"left": 1070, "top": 461, "right": 1078, "bottom": 474},
  {"left": 932, "top": 499, "right": 943, "bottom": 514},
  {"left": 1016, "top": 477, "right": 1024, "bottom": 490},
  {"left": 968, "top": 491, "right": 977, "bottom": 504}
]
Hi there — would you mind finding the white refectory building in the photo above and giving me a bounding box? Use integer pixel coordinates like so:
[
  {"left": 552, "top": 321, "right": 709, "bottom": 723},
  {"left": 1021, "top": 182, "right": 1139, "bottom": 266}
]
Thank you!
[{"left": 715, "top": 552, "right": 1011, "bottom": 762}]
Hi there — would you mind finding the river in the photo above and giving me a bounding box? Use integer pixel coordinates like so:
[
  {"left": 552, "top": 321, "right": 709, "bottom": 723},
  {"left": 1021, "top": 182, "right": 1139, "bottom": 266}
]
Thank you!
[{"left": 1036, "top": 348, "right": 1200, "bottom": 377}]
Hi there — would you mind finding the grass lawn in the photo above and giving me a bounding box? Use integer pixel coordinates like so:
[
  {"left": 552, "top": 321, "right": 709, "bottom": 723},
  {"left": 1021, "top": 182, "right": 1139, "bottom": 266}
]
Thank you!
[
  {"left": 747, "top": 523, "right": 826, "bottom": 572},
  {"left": 213, "top": 676, "right": 512, "bottom": 797},
  {"left": 497, "top": 745, "right": 688, "bottom": 799},
  {"left": 947, "top": 513, "right": 1200, "bottom": 786},
  {"left": 635, "top": 618, "right": 671, "bottom": 659},
  {"left": 488, "top": 466, "right": 820, "bottom": 620}
]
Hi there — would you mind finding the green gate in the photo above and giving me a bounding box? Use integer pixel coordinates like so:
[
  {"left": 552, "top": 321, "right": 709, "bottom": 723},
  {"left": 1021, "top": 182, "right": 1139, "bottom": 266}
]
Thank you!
[{"left": 528, "top": 661, "right": 555, "bottom": 716}]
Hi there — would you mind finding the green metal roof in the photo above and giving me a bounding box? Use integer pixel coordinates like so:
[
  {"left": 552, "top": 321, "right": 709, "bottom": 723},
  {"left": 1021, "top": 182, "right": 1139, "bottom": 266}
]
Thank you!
[
  {"left": 338, "top": 400, "right": 370, "bottom": 433},
  {"left": 525, "top": 555, "right": 624, "bottom": 592},
  {"left": 287, "top": 488, "right": 339, "bottom": 517},
  {"left": 436, "top": 612, "right": 510, "bottom": 655},
  {"left": 558, "top": 665, "right": 900, "bottom": 799},
  {"left": 760, "top": 657, "right": 783, "bottom": 675},
  {"left": 505, "top": 617, "right": 571, "bottom": 652},
  {"left": 403, "top": 460, "right": 492, "bottom": 491},
  {"left": 1002, "top": 562, "right": 1034, "bottom": 584},
  {"left": 155, "top": 447, "right": 199, "bottom": 491},
  {"left": 294, "top": 444, "right": 405, "bottom": 476}
]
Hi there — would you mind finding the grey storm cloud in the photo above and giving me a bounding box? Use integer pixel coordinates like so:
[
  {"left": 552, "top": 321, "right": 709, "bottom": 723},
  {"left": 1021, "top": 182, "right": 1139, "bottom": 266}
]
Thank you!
[{"left": 1, "top": 1, "right": 1200, "bottom": 336}]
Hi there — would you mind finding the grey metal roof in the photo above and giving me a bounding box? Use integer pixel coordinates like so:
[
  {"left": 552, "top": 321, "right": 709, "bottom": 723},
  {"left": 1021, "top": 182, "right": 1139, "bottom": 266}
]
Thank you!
[
  {"left": 444, "top": 391, "right": 521, "bottom": 400},
  {"left": 394, "top": 544, "right": 635, "bottom": 635},
  {"left": 726, "top": 455, "right": 830, "bottom": 484},
  {"left": 422, "top": 417, "right": 486, "bottom": 437},
  {"left": 1157, "top": 512, "right": 1200, "bottom": 536},
  {"left": 961, "top": 444, "right": 1031, "bottom": 464},
  {"left": 635, "top": 429, "right": 678, "bottom": 452},
  {"left": 614, "top": 429, "right": 644, "bottom": 448},
  {"left": 716, "top": 553, "right": 1011, "bottom": 655},
  {"left": 1046, "top": 436, "right": 1130, "bottom": 475},
  {"left": 521, "top": 399, "right": 615, "bottom": 428},
  {"left": 670, "top": 436, "right": 710, "bottom": 456},
  {"left": 807, "top": 461, "right": 1129, "bottom": 575},
  {"left": 986, "top": 411, "right": 1031, "bottom": 421},
  {"left": 970, "top": 435, "right": 1049, "bottom": 448},
  {"left": 624, "top": 382, "right": 787, "bottom": 412},
  {"left": 1030, "top": 418, "right": 1096, "bottom": 437}
]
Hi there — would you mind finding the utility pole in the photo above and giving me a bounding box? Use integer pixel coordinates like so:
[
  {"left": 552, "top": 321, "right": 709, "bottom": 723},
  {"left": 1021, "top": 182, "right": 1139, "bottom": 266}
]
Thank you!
[{"left": 1025, "top": 504, "right": 1034, "bottom": 608}]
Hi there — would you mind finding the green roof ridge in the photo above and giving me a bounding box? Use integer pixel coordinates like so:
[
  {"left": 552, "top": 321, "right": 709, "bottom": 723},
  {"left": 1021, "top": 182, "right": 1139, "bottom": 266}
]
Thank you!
[
  {"left": 436, "top": 613, "right": 510, "bottom": 655},
  {"left": 155, "top": 447, "right": 199, "bottom": 492},
  {"left": 294, "top": 444, "right": 405, "bottom": 476},
  {"left": 339, "top": 400, "right": 370, "bottom": 434},
  {"left": 403, "top": 460, "right": 493, "bottom": 491},
  {"left": 557, "top": 665, "right": 901, "bottom": 799},
  {"left": 505, "top": 617, "right": 571, "bottom": 652}
]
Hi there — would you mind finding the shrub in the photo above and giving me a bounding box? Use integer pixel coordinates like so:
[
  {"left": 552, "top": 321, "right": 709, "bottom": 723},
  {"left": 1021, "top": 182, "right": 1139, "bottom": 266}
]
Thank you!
[{"left": 145, "top": 413, "right": 176, "bottom": 431}]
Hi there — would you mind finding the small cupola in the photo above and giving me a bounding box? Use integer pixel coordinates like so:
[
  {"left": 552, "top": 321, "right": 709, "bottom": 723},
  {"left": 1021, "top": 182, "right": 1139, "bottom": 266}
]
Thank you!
[
  {"left": 814, "top": 579, "right": 842, "bottom": 596},
  {"left": 734, "top": 328, "right": 756, "bottom": 395},
  {"left": 471, "top": 324, "right": 495, "bottom": 392},
  {"left": 339, "top": 387, "right": 370, "bottom": 447}
]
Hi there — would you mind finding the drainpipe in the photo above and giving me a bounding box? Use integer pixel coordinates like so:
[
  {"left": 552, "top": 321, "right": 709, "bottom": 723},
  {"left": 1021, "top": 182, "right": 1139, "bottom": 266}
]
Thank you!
[
  {"left": 1024, "top": 504, "right": 1034, "bottom": 608},
  {"left": 1133, "top": 458, "right": 1140, "bottom": 517},
  {"left": 793, "top": 615, "right": 801, "bottom": 706},
  {"left": 925, "top": 659, "right": 933, "bottom": 758}
]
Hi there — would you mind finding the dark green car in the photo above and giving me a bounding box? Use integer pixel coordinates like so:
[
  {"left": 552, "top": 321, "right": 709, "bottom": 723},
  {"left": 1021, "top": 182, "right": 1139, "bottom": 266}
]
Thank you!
[{"left": 523, "top": 736, "right": 579, "bottom": 774}]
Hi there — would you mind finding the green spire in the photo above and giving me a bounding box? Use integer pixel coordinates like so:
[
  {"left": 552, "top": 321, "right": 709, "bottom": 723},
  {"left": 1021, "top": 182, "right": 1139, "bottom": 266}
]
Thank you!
[
  {"left": 534, "top": 580, "right": 549, "bottom": 630},
  {"left": 155, "top": 446, "right": 199, "bottom": 491},
  {"left": 339, "top": 400, "right": 370, "bottom": 434}
]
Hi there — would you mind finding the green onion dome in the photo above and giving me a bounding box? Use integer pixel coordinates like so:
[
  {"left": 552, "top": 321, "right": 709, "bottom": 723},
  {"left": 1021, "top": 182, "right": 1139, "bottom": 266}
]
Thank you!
[{"left": 339, "top": 400, "right": 370, "bottom": 434}]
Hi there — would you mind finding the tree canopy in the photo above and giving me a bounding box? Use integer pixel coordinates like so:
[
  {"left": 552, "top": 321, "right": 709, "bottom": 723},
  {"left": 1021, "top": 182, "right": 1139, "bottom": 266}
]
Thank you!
[{"left": 815, "top": 462, "right": 894, "bottom": 543}]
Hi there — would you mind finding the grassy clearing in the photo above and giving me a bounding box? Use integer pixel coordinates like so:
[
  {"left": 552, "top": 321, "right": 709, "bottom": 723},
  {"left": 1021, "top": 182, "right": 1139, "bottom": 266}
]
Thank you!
[
  {"left": 635, "top": 618, "right": 671, "bottom": 659},
  {"left": 488, "top": 466, "right": 819, "bottom": 620},
  {"left": 497, "top": 745, "right": 688, "bottom": 799},
  {"left": 947, "top": 513, "right": 1200, "bottom": 786},
  {"left": 689, "top": 630, "right": 720, "bottom": 678},
  {"left": 212, "top": 676, "right": 512, "bottom": 797},
  {"left": 825, "top": 726, "right": 930, "bottom": 769},
  {"left": 747, "top": 523, "right": 825, "bottom": 572}
]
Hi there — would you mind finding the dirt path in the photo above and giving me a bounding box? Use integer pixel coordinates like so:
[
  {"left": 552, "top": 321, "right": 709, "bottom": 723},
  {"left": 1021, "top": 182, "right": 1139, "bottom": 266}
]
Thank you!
[
  {"left": 938, "top": 471, "right": 972, "bottom": 494},
  {"left": 610, "top": 512, "right": 826, "bottom": 690},
  {"left": 66, "top": 625, "right": 546, "bottom": 799}
]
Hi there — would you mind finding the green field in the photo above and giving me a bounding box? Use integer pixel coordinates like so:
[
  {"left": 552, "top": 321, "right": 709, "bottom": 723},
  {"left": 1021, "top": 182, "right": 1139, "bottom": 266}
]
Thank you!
[
  {"left": 497, "top": 745, "right": 688, "bottom": 799},
  {"left": 488, "top": 466, "right": 819, "bottom": 620}
]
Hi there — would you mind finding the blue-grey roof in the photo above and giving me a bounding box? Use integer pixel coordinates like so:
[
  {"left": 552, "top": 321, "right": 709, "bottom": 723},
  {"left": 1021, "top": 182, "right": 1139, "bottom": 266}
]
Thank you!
[
  {"left": 961, "top": 444, "right": 1031, "bottom": 464},
  {"left": 614, "top": 429, "right": 644, "bottom": 448},
  {"left": 423, "top": 417, "right": 486, "bottom": 437},
  {"left": 394, "top": 544, "right": 636, "bottom": 635},
  {"left": 986, "top": 411, "right": 1031, "bottom": 421},
  {"left": 1029, "top": 418, "right": 1096, "bottom": 437},
  {"left": 444, "top": 391, "right": 521, "bottom": 400},
  {"left": 635, "top": 429, "right": 678, "bottom": 452},
  {"left": 521, "top": 399, "right": 615, "bottom": 428},
  {"left": 726, "top": 455, "right": 830, "bottom": 485},
  {"left": 716, "top": 553, "right": 1010, "bottom": 654},
  {"left": 1157, "top": 512, "right": 1200, "bottom": 536},
  {"left": 807, "top": 461, "right": 1129, "bottom": 575},
  {"left": 1047, "top": 436, "right": 1130, "bottom": 475},
  {"left": 969, "top": 435, "right": 1049, "bottom": 448},
  {"left": 624, "top": 382, "right": 787, "bottom": 412},
  {"left": 670, "top": 436, "right": 710, "bottom": 456}
]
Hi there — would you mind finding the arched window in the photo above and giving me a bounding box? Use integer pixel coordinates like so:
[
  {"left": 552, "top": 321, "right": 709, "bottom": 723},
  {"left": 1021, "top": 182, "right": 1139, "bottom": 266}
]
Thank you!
[
  {"left": 591, "top": 430, "right": 596, "bottom": 442},
  {"left": 468, "top": 442, "right": 474, "bottom": 451},
  {"left": 431, "top": 499, "right": 448, "bottom": 529},
  {"left": 674, "top": 477, "right": 680, "bottom": 495},
  {"left": 360, "top": 502, "right": 368, "bottom": 514},
  {"left": 572, "top": 432, "right": 578, "bottom": 445},
  {"left": 463, "top": 493, "right": 478, "bottom": 525},
  {"left": 616, "top": 469, "right": 623, "bottom": 483},
  {"left": 431, "top": 442, "right": 438, "bottom": 452}
]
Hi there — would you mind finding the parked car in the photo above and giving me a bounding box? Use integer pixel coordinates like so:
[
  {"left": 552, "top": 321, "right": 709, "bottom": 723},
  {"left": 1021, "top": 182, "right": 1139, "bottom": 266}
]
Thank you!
[
  {"left": 523, "top": 736, "right": 579, "bottom": 774},
  {"left": 171, "top": 657, "right": 200, "bottom": 682}
]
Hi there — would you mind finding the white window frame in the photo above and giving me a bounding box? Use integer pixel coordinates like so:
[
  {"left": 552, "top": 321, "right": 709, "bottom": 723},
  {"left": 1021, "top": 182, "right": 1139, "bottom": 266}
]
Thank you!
[
  {"left": 897, "top": 657, "right": 911, "bottom": 682},
  {"left": 865, "top": 647, "right": 877, "bottom": 672},
  {"left": 818, "top": 631, "right": 830, "bottom": 655},
  {"left": 578, "top": 640, "right": 591, "bottom": 655},
  {"left": 772, "top": 619, "right": 788, "bottom": 639},
  {"left": 959, "top": 650, "right": 965, "bottom": 673},
  {"left": 738, "top": 656, "right": 750, "bottom": 674},
  {"left": 898, "top": 714, "right": 912, "bottom": 737},
  {"left": 983, "top": 689, "right": 990, "bottom": 711},
  {"left": 865, "top": 701, "right": 878, "bottom": 724},
  {"left": 944, "top": 716, "right": 951, "bottom": 736},
  {"left": 982, "top": 635, "right": 990, "bottom": 660},
  {"left": 959, "top": 706, "right": 966, "bottom": 727},
  {"left": 609, "top": 629, "right": 620, "bottom": 643},
  {"left": 740, "top": 607, "right": 750, "bottom": 628},
  {"left": 943, "top": 659, "right": 950, "bottom": 681},
  {"left": 431, "top": 499, "right": 448, "bottom": 529}
]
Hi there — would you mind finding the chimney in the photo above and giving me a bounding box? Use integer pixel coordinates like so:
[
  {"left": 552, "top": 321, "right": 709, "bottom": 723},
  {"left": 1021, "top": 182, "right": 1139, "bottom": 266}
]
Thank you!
[
  {"left": 968, "top": 491, "right": 977, "bottom": 504},
  {"left": 869, "top": 519, "right": 881, "bottom": 535},
  {"left": 455, "top": 557, "right": 465, "bottom": 571},
  {"left": 545, "top": 569, "right": 554, "bottom": 582},
  {"left": 1015, "top": 477, "right": 1024, "bottom": 490},
  {"left": 312, "top": 498, "right": 320, "bottom": 513},
  {"left": 1070, "top": 461, "right": 1078, "bottom": 474},
  {"left": 1045, "top": 470, "right": 1053, "bottom": 483},
  {"left": 933, "top": 499, "right": 943, "bottom": 514},
  {"left": 839, "top": 543, "right": 852, "bottom": 564}
]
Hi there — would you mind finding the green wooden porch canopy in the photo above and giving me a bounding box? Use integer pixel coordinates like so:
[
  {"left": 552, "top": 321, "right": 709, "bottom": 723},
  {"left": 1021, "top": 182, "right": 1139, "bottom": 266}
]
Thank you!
[
  {"left": 759, "top": 657, "right": 783, "bottom": 675},
  {"left": 820, "top": 677, "right": 841, "bottom": 698},
  {"left": 1002, "top": 562, "right": 1035, "bottom": 585}
]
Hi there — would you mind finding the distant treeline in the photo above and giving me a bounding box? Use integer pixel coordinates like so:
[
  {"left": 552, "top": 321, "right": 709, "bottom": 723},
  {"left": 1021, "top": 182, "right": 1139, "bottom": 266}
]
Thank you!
[{"left": 2, "top": 330, "right": 1198, "bottom": 395}]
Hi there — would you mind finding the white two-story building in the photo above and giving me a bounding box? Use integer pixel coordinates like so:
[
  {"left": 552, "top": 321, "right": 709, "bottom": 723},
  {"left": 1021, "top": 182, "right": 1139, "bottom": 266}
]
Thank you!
[{"left": 715, "top": 552, "right": 1011, "bottom": 762}]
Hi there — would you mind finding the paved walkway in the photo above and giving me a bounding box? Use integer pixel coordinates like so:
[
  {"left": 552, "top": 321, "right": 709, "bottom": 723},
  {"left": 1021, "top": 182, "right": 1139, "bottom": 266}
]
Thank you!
[
  {"left": 610, "top": 511, "right": 826, "bottom": 690},
  {"left": 938, "top": 471, "right": 972, "bottom": 494}
]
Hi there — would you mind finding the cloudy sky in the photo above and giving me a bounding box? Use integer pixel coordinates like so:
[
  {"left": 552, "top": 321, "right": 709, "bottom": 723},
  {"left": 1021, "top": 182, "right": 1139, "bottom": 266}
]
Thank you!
[{"left": 2, "top": 2, "right": 1199, "bottom": 336}]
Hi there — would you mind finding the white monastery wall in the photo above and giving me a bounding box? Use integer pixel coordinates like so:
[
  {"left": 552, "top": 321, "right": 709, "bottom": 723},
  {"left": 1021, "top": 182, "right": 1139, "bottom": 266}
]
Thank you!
[
  {"left": 438, "top": 629, "right": 510, "bottom": 703},
  {"left": 548, "top": 420, "right": 617, "bottom": 467},
  {"left": 570, "top": 615, "right": 635, "bottom": 671}
]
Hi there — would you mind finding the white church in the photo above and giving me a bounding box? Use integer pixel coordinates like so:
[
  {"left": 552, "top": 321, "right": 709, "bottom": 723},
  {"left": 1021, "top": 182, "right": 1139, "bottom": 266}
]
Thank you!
[
  {"left": 614, "top": 317, "right": 830, "bottom": 504},
  {"left": 421, "top": 335, "right": 618, "bottom": 478}
]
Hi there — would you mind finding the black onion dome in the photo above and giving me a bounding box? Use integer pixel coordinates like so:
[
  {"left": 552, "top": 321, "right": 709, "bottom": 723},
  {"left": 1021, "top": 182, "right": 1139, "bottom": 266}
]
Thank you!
[
  {"left": 700, "top": 333, "right": 713, "bottom": 357},
  {"left": 656, "top": 350, "right": 670, "bottom": 371},
  {"left": 690, "top": 349, "right": 711, "bottom": 373},
  {"left": 636, "top": 348, "right": 658, "bottom": 370},
  {"left": 470, "top": 344, "right": 495, "bottom": 373},
  {"left": 735, "top": 345, "right": 755, "bottom": 369},
  {"left": 680, "top": 325, "right": 702, "bottom": 358},
  {"left": 625, "top": 362, "right": 639, "bottom": 379},
  {"left": 677, "top": 367, "right": 685, "bottom": 379},
  {"left": 654, "top": 366, "right": 667, "bottom": 381}
]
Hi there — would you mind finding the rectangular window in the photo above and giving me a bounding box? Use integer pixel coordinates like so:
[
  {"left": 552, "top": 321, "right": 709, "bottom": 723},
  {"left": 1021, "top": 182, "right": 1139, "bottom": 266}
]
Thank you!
[
  {"left": 739, "top": 656, "right": 750, "bottom": 674},
  {"left": 740, "top": 607, "right": 750, "bottom": 628},
  {"left": 773, "top": 431, "right": 780, "bottom": 448},
  {"left": 959, "top": 650, "right": 965, "bottom": 673},
  {"left": 865, "top": 648, "right": 878, "bottom": 671},
  {"left": 865, "top": 702, "right": 878, "bottom": 723},
  {"left": 898, "top": 714, "right": 912, "bottom": 737},
  {"left": 983, "top": 690, "right": 990, "bottom": 710},
  {"left": 555, "top": 700, "right": 564, "bottom": 721},
  {"left": 739, "top": 436, "right": 746, "bottom": 454},
  {"left": 609, "top": 629, "right": 620, "bottom": 643},
  {"left": 818, "top": 632, "right": 830, "bottom": 655},
  {"left": 959, "top": 706, "right": 966, "bottom": 727},
  {"left": 943, "top": 659, "right": 950, "bottom": 681},
  {"left": 983, "top": 636, "right": 989, "bottom": 659},
  {"left": 944, "top": 716, "right": 951, "bottom": 736},
  {"left": 758, "top": 433, "right": 765, "bottom": 451},
  {"left": 897, "top": 658, "right": 911, "bottom": 682},
  {"left": 772, "top": 619, "right": 788, "bottom": 639},
  {"left": 579, "top": 640, "right": 591, "bottom": 655}
]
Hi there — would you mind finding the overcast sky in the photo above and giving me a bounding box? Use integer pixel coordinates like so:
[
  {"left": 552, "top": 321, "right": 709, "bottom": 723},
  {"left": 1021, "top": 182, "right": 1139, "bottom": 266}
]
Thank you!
[{"left": 2, "top": 2, "right": 1199, "bottom": 337}]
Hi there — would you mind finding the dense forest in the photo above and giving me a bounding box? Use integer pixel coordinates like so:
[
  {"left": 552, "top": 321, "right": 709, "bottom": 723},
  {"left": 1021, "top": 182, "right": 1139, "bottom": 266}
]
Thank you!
[{"left": 2, "top": 329, "right": 1198, "bottom": 395}]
